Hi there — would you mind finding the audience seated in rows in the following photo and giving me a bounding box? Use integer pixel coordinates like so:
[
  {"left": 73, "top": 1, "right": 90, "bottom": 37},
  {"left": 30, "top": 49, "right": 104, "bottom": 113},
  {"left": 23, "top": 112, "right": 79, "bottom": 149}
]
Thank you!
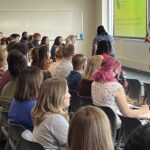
[
  {"left": 78, "top": 55, "right": 103, "bottom": 97},
  {"left": 9, "top": 66, "right": 43, "bottom": 131},
  {"left": 0, "top": 51, "right": 27, "bottom": 112},
  {"left": 0, "top": 43, "right": 29, "bottom": 94},
  {"left": 68, "top": 106, "right": 114, "bottom": 150},
  {"left": 32, "top": 78, "right": 70, "bottom": 150},
  {"left": 67, "top": 54, "right": 87, "bottom": 90},
  {"left": 91, "top": 57, "right": 149, "bottom": 128},
  {"left": 55, "top": 44, "right": 74, "bottom": 78}
]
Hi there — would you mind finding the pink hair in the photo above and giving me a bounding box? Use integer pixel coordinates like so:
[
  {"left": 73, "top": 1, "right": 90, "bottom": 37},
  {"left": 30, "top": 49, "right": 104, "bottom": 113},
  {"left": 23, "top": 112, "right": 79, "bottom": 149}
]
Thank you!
[{"left": 92, "top": 57, "right": 121, "bottom": 82}]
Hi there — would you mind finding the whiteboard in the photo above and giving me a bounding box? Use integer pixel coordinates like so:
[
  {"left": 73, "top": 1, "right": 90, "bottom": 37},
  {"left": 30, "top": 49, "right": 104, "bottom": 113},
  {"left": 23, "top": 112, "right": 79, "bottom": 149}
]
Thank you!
[{"left": 0, "top": 11, "right": 83, "bottom": 40}]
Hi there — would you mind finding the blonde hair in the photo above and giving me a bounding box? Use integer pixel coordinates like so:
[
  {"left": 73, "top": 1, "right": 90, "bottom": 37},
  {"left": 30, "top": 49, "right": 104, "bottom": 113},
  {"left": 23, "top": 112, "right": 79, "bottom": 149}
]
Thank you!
[
  {"left": 84, "top": 55, "right": 103, "bottom": 80},
  {"left": 66, "top": 35, "right": 76, "bottom": 44},
  {"left": 68, "top": 106, "right": 114, "bottom": 150},
  {"left": 32, "top": 78, "right": 69, "bottom": 126},
  {"left": 0, "top": 49, "right": 7, "bottom": 67}
]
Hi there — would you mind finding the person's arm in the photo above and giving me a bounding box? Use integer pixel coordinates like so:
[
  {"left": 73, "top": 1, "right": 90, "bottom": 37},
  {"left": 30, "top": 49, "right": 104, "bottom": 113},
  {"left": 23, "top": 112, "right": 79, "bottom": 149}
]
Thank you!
[
  {"left": 92, "top": 44, "right": 97, "bottom": 56},
  {"left": 116, "top": 88, "right": 149, "bottom": 117}
]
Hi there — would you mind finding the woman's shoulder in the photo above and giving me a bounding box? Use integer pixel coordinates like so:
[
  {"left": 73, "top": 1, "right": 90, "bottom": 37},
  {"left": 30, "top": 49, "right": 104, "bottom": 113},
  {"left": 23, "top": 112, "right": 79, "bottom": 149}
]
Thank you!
[
  {"left": 44, "top": 114, "right": 69, "bottom": 126},
  {"left": 92, "top": 81, "right": 123, "bottom": 88}
]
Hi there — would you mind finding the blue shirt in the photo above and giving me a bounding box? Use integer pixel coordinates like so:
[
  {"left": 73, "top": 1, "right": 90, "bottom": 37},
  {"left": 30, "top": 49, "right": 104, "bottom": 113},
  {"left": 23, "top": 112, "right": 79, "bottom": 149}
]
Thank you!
[
  {"left": 9, "top": 99, "right": 36, "bottom": 131},
  {"left": 67, "top": 71, "right": 82, "bottom": 90},
  {"left": 93, "top": 34, "right": 115, "bottom": 56}
]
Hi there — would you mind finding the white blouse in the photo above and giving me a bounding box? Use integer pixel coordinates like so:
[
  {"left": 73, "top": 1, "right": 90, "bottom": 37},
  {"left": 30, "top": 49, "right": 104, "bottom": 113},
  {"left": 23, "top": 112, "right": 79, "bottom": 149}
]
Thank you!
[{"left": 92, "top": 81, "right": 123, "bottom": 127}]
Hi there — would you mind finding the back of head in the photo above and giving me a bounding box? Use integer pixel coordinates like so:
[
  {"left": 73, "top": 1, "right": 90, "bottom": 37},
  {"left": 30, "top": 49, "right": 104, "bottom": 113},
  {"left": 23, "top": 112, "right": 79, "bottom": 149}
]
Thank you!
[
  {"left": 72, "top": 54, "right": 86, "bottom": 71},
  {"left": 55, "top": 46, "right": 63, "bottom": 59},
  {"left": 84, "top": 55, "right": 103, "bottom": 80},
  {"left": 22, "top": 31, "right": 28, "bottom": 38},
  {"left": 37, "top": 45, "right": 49, "bottom": 69},
  {"left": 66, "top": 35, "right": 76, "bottom": 45},
  {"left": 124, "top": 124, "right": 150, "bottom": 150},
  {"left": 7, "top": 42, "right": 29, "bottom": 55},
  {"left": 96, "top": 40, "right": 111, "bottom": 55},
  {"left": 97, "top": 25, "right": 108, "bottom": 36},
  {"left": 7, "top": 50, "right": 27, "bottom": 78},
  {"left": 92, "top": 57, "right": 121, "bottom": 82},
  {"left": 10, "top": 33, "right": 20, "bottom": 39},
  {"left": 68, "top": 106, "right": 114, "bottom": 150},
  {"left": 31, "top": 47, "right": 40, "bottom": 66},
  {"left": 33, "top": 33, "right": 41, "bottom": 40},
  {"left": 62, "top": 44, "right": 75, "bottom": 58},
  {"left": 14, "top": 66, "right": 43, "bottom": 101},
  {"left": 41, "top": 36, "right": 48, "bottom": 45},
  {"left": 32, "top": 77, "right": 68, "bottom": 126}
]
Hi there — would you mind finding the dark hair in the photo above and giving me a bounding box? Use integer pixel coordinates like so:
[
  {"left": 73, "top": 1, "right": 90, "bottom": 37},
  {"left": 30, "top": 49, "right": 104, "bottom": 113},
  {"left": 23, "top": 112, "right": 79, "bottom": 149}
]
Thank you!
[
  {"left": 10, "top": 33, "right": 20, "bottom": 38},
  {"left": 7, "top": 50, "right": 27, "bottom": 78},
  {"left": 28, "top": 35, "right": 33, "bottom": 42},
  {"left": 37, "top": 45, "right": 49, "bottom": 69},
  {"left": 54, "top": 36, "right": 62, "bottom": 46},
  {"left": 97, "top": 25, "right": 108, "bottom": 36},
  {"left": 31, "top": 47, "right": 40, "bottom": 67},
  {"left": 41, "top": 36, "right": 48, "bottom": 45},
  {"left": 14, "top": 66, "right": 43, "bottom": 101},
  {"left": 124, "top": 124, "right": 150, "bottom": 150},
  {"left": 72, "top": 54, "right": 86, "bottom": 70},
  {"left": 96, "top": 40, "right": 111, "bottom": 55},
  {"left": 22, "top": 32, "right": 27, "bottom": 37},
  {"left": 20, "top": 32, "right": 28, "bottom": 41},
  {"left": 62, "top": 44, "right": 75, "bottom": 58},
  {"left": 1, "top": 37, "right": 7, "bottom": 45},
  {"left": 55, "top": 46, "right": 63, "bottom": 59},
  {"left": 7, "top": 42, "right": 29, "bottom": 55}
]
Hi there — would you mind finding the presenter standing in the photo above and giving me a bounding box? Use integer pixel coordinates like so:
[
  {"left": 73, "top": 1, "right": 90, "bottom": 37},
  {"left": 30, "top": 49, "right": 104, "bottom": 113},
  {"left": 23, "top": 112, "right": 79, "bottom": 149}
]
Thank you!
[{"left": 92, "top": 25, "right": 115, "bottom": 57}]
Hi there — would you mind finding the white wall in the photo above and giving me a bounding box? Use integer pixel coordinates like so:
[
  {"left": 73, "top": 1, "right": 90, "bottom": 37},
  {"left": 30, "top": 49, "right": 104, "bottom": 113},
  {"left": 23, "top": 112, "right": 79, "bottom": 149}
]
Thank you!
[
  {"left": 0, "top": 0, "right": 96, "bottom": 58},
  {"left": 115, "top": 39, "right": 150, "bottom": 72}
]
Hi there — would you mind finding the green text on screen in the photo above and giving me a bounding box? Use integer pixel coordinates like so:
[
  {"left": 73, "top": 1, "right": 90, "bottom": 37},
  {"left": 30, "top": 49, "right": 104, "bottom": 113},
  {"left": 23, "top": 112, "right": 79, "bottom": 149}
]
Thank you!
[{"left": 114, "top": 0, "right": 147, "bottom": 38}]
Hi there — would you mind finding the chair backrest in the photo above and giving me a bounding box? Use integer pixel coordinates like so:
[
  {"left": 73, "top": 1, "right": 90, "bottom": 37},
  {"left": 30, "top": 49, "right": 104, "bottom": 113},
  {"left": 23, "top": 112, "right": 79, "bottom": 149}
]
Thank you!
[
  {"left": 20, "top": 130, "right": 45, "bottom": 150},
  {"left": 69, "top": 90, "right": 82, "bottom": 112},
  {"left": 79, "top": 96, "right": 93, "bottom": 106},
  {"left": 99, "top": 106, "right": 117, "bottom": 143},
  {"left": 0, "top": 109, "right": 9, "bottom": 138},
  {"left": 118, "top": 115, "right": 142, "bottom": 144},
  {"left": 6, "top": 122, "right": 26, "bottom": 150},
  {"left": 126, "top": 78, "right": 142, "bottom": 103},
  {"left": 144, "top": 83, "right": 150, "bottom": 105}
]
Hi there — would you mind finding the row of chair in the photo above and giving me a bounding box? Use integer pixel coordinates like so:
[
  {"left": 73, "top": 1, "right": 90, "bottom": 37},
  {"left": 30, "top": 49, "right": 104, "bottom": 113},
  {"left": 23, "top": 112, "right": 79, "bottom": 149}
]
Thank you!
[
  {"left": 99, "top": 106, "right": 144, "bottom": 149},
  {"left": 69, "top": 90, "right": 93, "bottom": 112},
  {"left": 1, "top": 121, "right": 45, "bottom": 150},
  {"left": 69, "top": 90, "right": 143, "bottom": 148},
  {"left": 126, "top": 78, "right": 150, "bottom": 105}
]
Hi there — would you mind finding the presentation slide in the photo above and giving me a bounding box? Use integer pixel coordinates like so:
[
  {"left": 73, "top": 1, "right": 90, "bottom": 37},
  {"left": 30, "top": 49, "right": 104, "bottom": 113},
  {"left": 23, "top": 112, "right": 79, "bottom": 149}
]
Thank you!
[{"left": 114, "top": 0, "right": 147, "bottom": 38}]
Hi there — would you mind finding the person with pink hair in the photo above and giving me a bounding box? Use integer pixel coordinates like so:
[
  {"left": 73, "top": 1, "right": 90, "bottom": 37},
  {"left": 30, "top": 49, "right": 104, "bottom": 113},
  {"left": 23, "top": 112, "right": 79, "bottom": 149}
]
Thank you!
[{"left": 91, "top": 57, "right": 149, "bottom": 127}]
